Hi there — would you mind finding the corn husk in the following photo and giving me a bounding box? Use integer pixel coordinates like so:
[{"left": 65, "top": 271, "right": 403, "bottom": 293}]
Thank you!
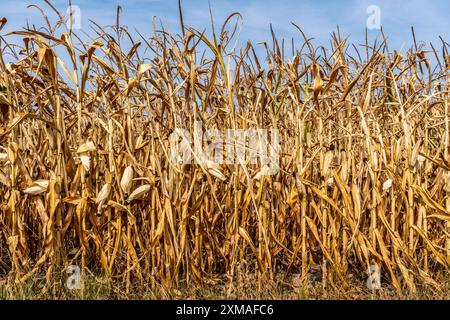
[
  {"left": 127, "top": 184, "right": 151, "bottom": 202},
  {"left": 120, "top": 165, "right": 134, "bottom": 195}
]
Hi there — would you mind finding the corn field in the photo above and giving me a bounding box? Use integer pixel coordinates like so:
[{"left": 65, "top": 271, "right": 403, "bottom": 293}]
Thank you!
[{"left": 1, "top": 3, "right": 450, "bottom": 296}]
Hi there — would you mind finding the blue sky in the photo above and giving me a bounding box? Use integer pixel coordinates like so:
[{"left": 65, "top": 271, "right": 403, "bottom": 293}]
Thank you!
[{"left": 1, "top": 0, "right": 450, "bottom": 56}]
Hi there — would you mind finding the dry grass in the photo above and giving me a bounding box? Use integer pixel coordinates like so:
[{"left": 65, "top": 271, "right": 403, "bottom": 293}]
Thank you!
[
  {"left": 1, "top": 271, "right": 450, "bottom": 300},
  {"left": 1, "top": 1, "right": 450, "bottom": 299}
]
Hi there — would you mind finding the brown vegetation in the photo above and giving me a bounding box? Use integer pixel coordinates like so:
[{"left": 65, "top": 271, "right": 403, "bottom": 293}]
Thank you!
[{"left": 1, "top": 2, "right": 450, "bottom": 298}]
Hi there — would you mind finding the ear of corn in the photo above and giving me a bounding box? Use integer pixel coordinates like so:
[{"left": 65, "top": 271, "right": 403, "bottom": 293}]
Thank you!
[
  {"left": 120, "top": 165, "right": 134, "bottom": 197},
  {"left": 127, "top": 184, "right": 152, "bottom": 203}
]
